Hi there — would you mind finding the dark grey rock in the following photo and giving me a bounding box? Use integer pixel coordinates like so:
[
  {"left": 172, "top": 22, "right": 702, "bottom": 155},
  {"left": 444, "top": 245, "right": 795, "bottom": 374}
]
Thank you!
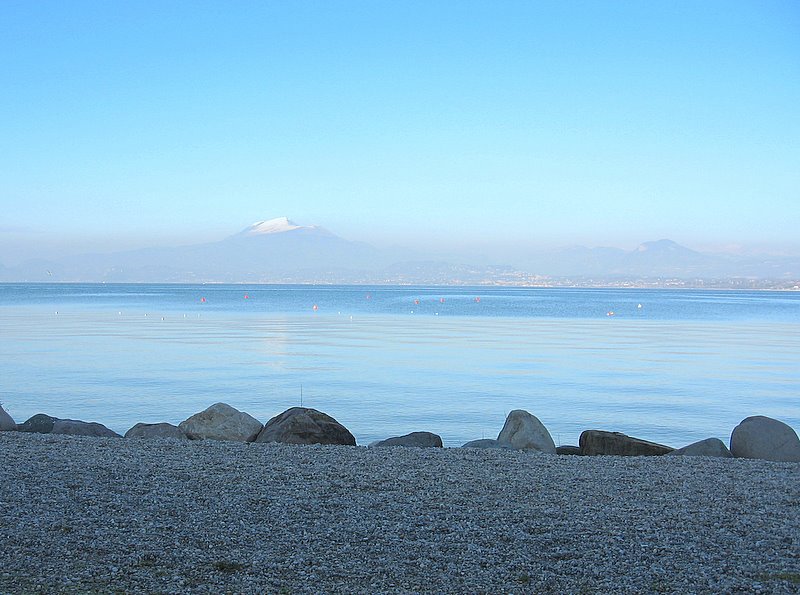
[
  {"left": 18, "top": 414, "right": 56, "bottom": 434},
  {"left": 124, "top": 422, "right": 189, "bottom": 440},
  {"left": 179, "top": 403, "right": 263, "bottom": 442},
  {"left": 730, "top": 415, "right": 800, "bottom": 462},
  {"left": 461, "top": 439, "right": 512, "bottom": 449},
  {"left": 579, "top": 430, "right": 673, "bottom": 456},
  {"left": 255, "top": 407, "right": 355, "bottom": 446},
  {"left": 19, "top": 414, "right": 119, "bottom": 437},
  {"left": 667, "top": 437, "right": 732, "bottom": 458},
  {"left": 51, "top": 419, "right": 121, "bottom": 438},
  {"left": 556, "top": 445, "right": 582, "bottom": 456},
  {"left": 497, "top": 409, "right": 556, "bottom": 453},
  {"left": 372, "top": 431, "right": 443, "bottom": 448},
  {"left": 0, "top": 404, "right": 15, "bottom": 431}
]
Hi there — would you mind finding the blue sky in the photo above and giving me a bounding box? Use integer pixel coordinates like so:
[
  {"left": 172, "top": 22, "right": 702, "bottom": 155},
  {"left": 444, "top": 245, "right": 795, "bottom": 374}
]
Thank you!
[{"left": 1, "top": 1, "right": 798, "bottom": 263}]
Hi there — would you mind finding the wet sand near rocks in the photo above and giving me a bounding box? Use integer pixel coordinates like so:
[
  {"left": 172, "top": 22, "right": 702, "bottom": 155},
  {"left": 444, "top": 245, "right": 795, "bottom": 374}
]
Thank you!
[{"left": 1, "top": 432, "right": 798, "bottom": 594}]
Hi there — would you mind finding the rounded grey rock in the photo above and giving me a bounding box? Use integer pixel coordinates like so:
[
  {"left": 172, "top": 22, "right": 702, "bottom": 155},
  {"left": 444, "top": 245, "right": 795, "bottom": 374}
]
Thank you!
[
  {"left": 497, "top": 409, "right": 556, "bottom": 453},
  {"left": 124, "top": 422, "right": 189, "bottom": 440},
  {"left": 372, "top": 431, "right": 443, "bottom": 448},
  {"left": 179, "top": 402, "right": 263, "bottom": 442},
  {"left": 667, "top": 437, "right": 732, "bottom": 458},
  {"left": 730, "top": 415, "right": 800, "bottom": 462}
]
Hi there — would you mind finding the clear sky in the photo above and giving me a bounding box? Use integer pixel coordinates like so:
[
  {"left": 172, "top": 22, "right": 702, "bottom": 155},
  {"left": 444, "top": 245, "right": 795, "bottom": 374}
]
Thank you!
[{"left": 1, "top": 0, "right": 799, "bottom": 264}]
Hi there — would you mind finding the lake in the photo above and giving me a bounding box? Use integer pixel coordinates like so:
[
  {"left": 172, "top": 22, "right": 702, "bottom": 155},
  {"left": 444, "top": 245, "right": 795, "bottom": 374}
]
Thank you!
[{"left": 1, "top": 283, "right": 798, "bottom": 447}]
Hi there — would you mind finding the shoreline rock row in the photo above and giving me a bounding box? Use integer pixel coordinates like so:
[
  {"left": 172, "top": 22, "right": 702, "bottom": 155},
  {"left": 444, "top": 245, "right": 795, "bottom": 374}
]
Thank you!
[{"left": 3, "top": 402, "right": 799, "bottom": 463}]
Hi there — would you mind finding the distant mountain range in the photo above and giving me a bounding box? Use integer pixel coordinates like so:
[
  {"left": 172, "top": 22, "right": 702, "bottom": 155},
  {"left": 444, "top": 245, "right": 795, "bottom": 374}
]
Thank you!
[
  {"left": 1, "top": 218, "right": 798, "bottom": 286},
  {"left": 525, "top": 239, "right": 800, "bottom": 280}
]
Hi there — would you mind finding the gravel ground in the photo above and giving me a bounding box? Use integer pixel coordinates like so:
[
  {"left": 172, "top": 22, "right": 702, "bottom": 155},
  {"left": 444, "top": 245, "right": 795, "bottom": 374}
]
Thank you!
[{"left": 1, "top": 432, "right": 798, "bottom": 594}]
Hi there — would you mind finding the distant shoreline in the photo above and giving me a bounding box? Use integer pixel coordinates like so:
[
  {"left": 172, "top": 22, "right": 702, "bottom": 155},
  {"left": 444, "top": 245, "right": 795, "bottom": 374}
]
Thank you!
[{"left": 1, "top": 280, "right": 798, "bottom": 290}]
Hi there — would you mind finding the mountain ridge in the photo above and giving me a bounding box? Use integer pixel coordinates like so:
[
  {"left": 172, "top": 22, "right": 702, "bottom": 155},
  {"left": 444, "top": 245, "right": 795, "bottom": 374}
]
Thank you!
[{"left": 1, "top": 219, "right": 798, "bottom": 286}]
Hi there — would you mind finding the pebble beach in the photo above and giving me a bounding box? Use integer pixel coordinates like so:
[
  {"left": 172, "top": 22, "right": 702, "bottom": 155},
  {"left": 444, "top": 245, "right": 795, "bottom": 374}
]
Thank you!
[{"left": 1, "top": 432, "right": 798, "bottom": 594}]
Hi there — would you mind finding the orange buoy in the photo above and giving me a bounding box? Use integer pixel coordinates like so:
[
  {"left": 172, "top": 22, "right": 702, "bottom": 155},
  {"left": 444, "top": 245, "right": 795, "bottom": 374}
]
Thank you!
[
  {"left": 200, "top": 297, "right": 207, "bottom": 303},
  {"left": 312, "top": 304, "right": 319, "bottom": 311}
]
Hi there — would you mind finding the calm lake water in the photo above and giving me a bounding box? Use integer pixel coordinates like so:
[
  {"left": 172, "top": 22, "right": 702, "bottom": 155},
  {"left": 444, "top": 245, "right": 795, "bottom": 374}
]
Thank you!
[{"left": 1, "top": 283, "right": 799, "bottom": 447}]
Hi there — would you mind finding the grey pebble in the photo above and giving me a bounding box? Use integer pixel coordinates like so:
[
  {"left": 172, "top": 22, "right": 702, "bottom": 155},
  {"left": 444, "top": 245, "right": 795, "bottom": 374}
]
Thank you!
[{"left": 1, "top": 432, "right": 799, "bottom": 594}]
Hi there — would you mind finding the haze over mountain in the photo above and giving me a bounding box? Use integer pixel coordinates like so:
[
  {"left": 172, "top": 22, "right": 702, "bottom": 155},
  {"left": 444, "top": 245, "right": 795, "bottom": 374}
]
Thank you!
[{"left": 1, "top": 218, "right": 798, "bottom": 286}]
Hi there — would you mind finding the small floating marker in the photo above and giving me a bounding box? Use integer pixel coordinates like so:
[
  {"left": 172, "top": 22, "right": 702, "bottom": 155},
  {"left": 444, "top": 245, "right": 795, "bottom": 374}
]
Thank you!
[
  {"left": 637, "top": 303, "right": 643, "bottom": 309},
  {"left": 244, "top": 294, "right": 249, "bottom": 299},
  {"left": 366, "top": 293, "right": 372, "bottom": 300},
  {"left": 312, "top": 304, "right": 319, "bottom": 312},
  {"left": 414, "top": 299, "right": 420, "bottom": 305},
  {"left": 200, "top": 297, "right": 207, "bottom": 303},
  {"left": 54, "top": 311, "right": 59, "bottom": 315},
  {"left": 440, "top": 298, "right": 445, "bottom": 304},
  {"left": 474, "top": 296, "right": 481, "bottom": 303},
  {"left": 161, "top": 317, "right": 165, "bottom": 321},
  {"left": 607, "top": 311, "right": 615, "bottom": 316}
]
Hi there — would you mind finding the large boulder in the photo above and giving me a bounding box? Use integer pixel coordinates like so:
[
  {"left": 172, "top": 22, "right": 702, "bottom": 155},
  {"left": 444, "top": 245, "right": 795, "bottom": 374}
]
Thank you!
[
  {"left": 52, "top": 419, "right": 120, "bottom": 438},
  {"left": 372, "top": 431, "right": 442, "bottom": 448},
  {"left": 125, "top": 422, "right": 189, "bottom": 440},
  {"left": 179, "top": 403, "right": 262, "bottom": 442},
  {"left": 0, "top": 404, "right": 16, "bottom": 431},
  {"left": 730, "top": 416, "right": 800, "bottom": 462},
  {"left": 497, "top": 410, "right": 556, "bottom": 453},
  {"left": 461, "top": 439, "right": 512, "bottom": 449},
  {"left": 579, "top": 430, "right": 673, "bottom": 456},
  {"left": 18, "top": 414, "right": 120, "bottom": 437},
  {"left": 666, "top": 437, "right": 732, "bottom": 458},
  {"left": 18, "top": 413, "right": 56, "bottom": 434},
  {"left": 255, "top": 407, "right": 355, "bottom": 446}
]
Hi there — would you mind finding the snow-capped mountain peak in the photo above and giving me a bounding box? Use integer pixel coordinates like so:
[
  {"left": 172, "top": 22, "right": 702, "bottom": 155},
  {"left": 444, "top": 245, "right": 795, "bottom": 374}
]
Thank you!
[{"left": 244, "top": 217, "right": 304, "bottom": 235}]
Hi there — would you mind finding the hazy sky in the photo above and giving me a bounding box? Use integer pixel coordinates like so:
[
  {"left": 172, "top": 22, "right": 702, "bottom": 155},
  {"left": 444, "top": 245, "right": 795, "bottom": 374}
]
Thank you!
[{"left": 1, "top": 1, "right": 799, "bottom": 264}]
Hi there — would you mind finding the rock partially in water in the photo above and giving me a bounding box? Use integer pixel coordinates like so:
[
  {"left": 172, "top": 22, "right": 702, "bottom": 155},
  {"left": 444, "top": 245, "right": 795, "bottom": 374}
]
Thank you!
[
  {"left": 667, "top": 437, "right": 732, "bottom": 458},
  {"left": 179, "top": 403, "right": 262, "bottom": 442},
  {"left": 0, "top": 404, "right": 16, "bottom": 431},
  {"left": 579, "top": 430, "right": 673, "bottom": 456},
  {"left": 256, "top": 407, "right": 355, "bottom": 446},
  {"left": 372, "top": 431, "right": 443, "bottom": 448},
  {"left": 125, "top": 422, "right": 189, "bottom": 440},
  {"left": 730, "top": 416, "right": 800, "bottom": 462},
  {"left": 497, "top": 410, "right": 556, "bottom": 453}
]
